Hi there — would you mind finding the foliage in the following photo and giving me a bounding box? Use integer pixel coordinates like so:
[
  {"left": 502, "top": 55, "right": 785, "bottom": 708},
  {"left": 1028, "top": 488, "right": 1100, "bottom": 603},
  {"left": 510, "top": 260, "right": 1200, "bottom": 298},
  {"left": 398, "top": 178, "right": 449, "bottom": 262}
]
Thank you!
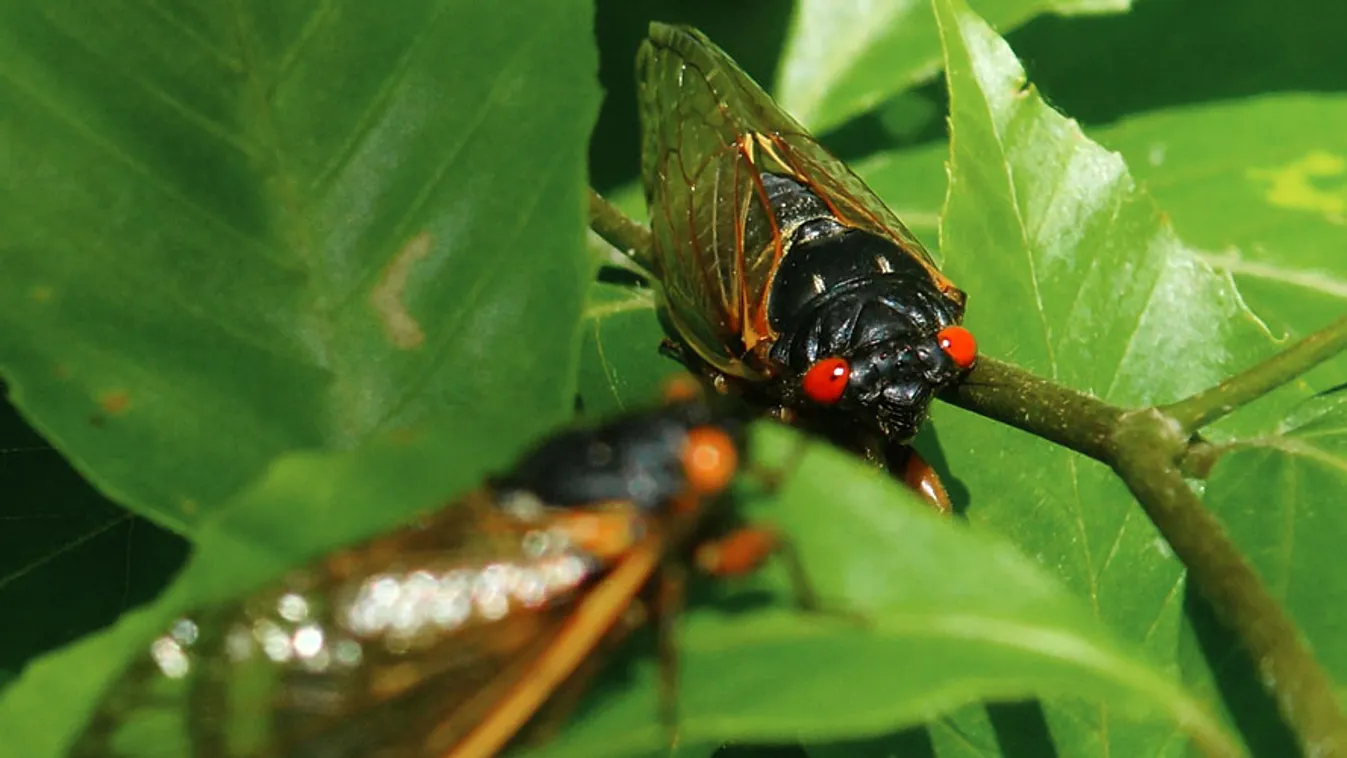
[{"left": 1, "top": 0, "right": 1344, "bottom": 756}]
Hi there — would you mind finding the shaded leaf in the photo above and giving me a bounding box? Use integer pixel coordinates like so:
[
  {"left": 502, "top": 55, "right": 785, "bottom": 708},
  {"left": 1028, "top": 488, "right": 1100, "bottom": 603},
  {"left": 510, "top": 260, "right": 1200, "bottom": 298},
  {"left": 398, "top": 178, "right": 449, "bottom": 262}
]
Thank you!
[
  {"left": 0, "top": 0, "right": 599, "bottom": 533},
  {"left": 576, "top": 282, "right": 681, "bottom": 418},
  {"left": 777, "top": 0, "right": 1130, "bottom": 133}
]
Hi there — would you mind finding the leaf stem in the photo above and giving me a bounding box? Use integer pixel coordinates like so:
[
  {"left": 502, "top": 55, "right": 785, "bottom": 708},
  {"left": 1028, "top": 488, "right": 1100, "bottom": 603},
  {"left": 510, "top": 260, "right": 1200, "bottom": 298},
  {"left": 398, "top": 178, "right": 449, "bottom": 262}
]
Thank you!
[
  {"left": 1162, "top": 314, "right": 1347, "bottom": 433},
  {"left": 589, "top": 189, "right": 653, "bottom": 269}
]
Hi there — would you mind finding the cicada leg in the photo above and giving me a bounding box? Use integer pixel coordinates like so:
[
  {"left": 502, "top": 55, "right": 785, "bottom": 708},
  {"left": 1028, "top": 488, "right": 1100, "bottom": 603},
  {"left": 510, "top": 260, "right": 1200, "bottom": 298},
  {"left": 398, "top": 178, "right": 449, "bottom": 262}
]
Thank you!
[
  {"left": 695, "top": 526, "right": 872, "bottom": 633},
  {"left": 658, "top": 337, "right": 690, "bottom": 366},
  {"left": 658, "top": 339, "right": 737, "bottom": 397},
  {"left": 885, "top": 445, "right": 954, "bottom": 516},
  {"left": 694, "top": 526, "right": 817, "bottom": 612},
  {"left": 654, "top": 560, "right": 688, "bottom": 751}
]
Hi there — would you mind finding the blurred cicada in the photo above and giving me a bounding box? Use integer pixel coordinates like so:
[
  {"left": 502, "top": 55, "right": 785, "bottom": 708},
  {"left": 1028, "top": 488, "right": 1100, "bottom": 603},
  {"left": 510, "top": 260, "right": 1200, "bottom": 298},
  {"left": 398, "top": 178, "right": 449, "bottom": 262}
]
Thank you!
[
  {"left": 636, "top": 23, "right": 976, "bottom": 511},
  {"left": 70, "top": 384, "right": 795, "bottom": 758}
]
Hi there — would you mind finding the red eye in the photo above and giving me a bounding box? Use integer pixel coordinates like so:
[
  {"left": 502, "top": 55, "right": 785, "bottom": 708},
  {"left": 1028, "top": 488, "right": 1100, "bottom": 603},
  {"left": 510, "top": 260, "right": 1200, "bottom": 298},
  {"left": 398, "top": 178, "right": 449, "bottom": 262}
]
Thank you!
[
  {"left": 937, "top": 325, "right": 978, "bottom": 369},
  {"left": 802, "top": 357, "right": 850, "bottom": 404}
]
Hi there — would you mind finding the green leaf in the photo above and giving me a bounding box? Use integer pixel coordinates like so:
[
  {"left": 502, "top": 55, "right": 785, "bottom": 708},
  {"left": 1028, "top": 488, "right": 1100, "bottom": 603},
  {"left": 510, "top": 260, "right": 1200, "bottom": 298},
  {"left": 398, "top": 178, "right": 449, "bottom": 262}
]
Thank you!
[
  {"left": 576, "top": 282, "right": 683, "bottom": 418},
  {"left": 928, "top": 0, "right": 1283, "bottom": 752},
  {"left": 776, "top": 0, "right": 1131, "bottom": 133},
  {"left": 521, "top": 427, "right": 1238, "bottom": 758},
  {"left": 0, "top": 0, "right": 601, "bottom": 748},
  {"left": 854, "top": 19, "right": 1347, "bottom": 758},
  {"left": 0, "top": 0, "right": 599, "bottom": 533},
  {"left": 1092, "top": 95, "right": 1347, "bottom": 398}
]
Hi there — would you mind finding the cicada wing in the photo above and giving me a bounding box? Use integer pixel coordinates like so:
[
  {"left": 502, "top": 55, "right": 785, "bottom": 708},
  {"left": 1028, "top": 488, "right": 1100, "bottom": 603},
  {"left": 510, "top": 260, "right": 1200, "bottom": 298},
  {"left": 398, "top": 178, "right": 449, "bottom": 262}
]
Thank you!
[
  {"left": 73, "top": 607, "right": 579, "bottom": 758},
  {"left": 68, "top": 496, "right": 617, "bottom": 758},
  {"left": 639, "top": 25, "right": 799, "bottom": 378},
  {"left": 637, "top": 24, "right": 964, "bottom": 357}
]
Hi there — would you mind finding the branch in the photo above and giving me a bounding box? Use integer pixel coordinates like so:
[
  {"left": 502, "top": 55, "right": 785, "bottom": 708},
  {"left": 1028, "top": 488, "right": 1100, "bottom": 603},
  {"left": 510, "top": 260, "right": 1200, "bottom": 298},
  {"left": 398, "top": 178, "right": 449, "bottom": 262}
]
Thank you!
[
  {"left": 1161, "top": 315, "right": 1347, "bottom": 433},
  {"left": 941, "top": 357, "right": 1122, "bottom": 464},
  {"left": 588, "top": 188, "right": 653, "bottom": 269},
  {"left": 1111, "top": 409, "right": 1347, "bottom": 757},
  {"left": 586, "top": 190, "right": 1347, "bottom": 757}
]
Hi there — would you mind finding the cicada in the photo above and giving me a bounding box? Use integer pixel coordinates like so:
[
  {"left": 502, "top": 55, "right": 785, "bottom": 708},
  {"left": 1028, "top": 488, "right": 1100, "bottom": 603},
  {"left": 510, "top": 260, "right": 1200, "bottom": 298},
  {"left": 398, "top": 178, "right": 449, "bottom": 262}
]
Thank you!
[
  {"left": 69, "top": 383, "right": 796, "bottom": 758},
  {"left": 636, "top": 24, "right": 976, "bottom": 511}
]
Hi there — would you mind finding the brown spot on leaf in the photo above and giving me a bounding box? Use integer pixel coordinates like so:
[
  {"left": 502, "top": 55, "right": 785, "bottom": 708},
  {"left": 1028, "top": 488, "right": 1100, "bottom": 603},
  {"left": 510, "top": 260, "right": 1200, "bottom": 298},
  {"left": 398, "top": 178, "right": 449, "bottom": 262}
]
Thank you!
[
  {"left": 99, "top": 390, "right": 131, "bottom": 415},
  {"left": 30, "top": 285, "right": 53, "bottom": 302},
  {"left": 388, "top": 426, "right": 424, "bottom": 446},
  {"left": 369, "top": 233, "right": 430, "bottom": 349},
  {"left": 180, "top": 498, "right": 198, "bottom": 516},
  {"left": 53, "top": 363, "right": 70, "bottom": 379}
]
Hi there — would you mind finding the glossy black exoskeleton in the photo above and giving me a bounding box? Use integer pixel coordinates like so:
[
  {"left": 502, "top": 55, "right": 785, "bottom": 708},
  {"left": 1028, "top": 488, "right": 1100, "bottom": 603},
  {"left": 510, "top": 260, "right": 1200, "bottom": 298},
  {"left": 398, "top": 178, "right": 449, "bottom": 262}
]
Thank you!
[{"left": 761, "top": 174, "right": 969, "bottom": 444}]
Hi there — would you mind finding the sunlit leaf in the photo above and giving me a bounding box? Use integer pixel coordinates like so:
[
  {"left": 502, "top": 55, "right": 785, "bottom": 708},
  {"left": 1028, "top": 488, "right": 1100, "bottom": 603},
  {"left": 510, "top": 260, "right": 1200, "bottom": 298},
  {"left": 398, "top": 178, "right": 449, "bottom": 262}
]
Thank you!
[
  {"left": 777, "top": 0, "right": 1130, "bottom": 133},
  {"left": 930, "top": 0, "right": 1280, "bottom": 752},
  {"left": 1095, "top": 95, "right": 1347, "bottom": 398}
]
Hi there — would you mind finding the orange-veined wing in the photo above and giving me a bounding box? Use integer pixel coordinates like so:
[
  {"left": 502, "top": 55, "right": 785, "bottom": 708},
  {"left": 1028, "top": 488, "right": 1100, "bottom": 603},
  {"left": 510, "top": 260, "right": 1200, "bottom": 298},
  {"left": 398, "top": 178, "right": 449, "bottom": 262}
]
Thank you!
[
  {"left": 70, "top": 494, "right": 661, "bottom": 758},
  {"left": 637, "top": 24, "right": 962, "bottom": 379}
]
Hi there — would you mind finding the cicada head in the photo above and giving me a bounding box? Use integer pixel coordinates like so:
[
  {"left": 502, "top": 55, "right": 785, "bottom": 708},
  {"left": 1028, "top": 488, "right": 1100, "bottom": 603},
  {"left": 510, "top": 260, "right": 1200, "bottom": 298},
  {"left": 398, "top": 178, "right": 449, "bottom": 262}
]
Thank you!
[
  {"left": 778, "top": 276, "right": 977, "bottom": 445},
  {"left": 833, "top": 325, "right": 976, "bottom": 443}
]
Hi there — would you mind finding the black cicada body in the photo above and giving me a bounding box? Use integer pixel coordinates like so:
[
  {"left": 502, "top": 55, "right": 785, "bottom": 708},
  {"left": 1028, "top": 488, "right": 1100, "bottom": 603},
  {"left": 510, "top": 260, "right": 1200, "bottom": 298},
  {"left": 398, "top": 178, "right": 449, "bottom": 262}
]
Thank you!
[
  {"left": 637, "top": 23, "right": 976, "bottom": 509},
  {"left": 70, "top": 384, "right": 783, "bottom": 758}
]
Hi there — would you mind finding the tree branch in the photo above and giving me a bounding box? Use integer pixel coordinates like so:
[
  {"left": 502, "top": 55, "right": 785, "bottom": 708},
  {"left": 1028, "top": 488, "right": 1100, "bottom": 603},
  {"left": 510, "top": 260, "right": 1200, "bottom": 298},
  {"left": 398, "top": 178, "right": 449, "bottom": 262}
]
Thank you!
[
  {"left": 1111, "top": 409, "right": 1347, "bottom": 757},
  {"left": 589, "top": 189, "right": 653, "bottom": 269},
  {"left": 1162, "top": 314, "right": 1347, "bottom": 434},
  {"left": 941, "top": 357, "right": 1122, "bottom": 464}
]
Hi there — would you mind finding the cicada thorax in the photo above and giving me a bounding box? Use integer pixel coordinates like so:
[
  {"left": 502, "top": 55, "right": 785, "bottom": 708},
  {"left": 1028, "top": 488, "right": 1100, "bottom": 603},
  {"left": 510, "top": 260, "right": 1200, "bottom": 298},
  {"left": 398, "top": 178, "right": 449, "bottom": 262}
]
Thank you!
[
  {"left": 757, "top": 173, "right": 971, "bottom": 441},
  {"left": 71, "top": 394, "right": 751, "bottom": 758}
]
